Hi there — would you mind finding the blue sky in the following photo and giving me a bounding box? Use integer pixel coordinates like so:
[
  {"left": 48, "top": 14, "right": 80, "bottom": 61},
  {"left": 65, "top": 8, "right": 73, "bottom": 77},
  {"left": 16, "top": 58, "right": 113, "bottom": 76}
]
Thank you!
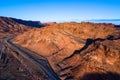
[{"left": 0, "top": 0, "right": 120, "bottom": 22}]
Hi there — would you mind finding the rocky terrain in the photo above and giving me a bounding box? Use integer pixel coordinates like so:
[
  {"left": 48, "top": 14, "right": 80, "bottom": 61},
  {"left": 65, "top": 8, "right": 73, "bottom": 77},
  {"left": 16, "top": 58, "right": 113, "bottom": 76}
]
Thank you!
[
  {"left": 0, "top": 16, "right": 120, "bottom": 80},
  {"left": 13, "top": 22, "right": 120, "bottom": 80}
]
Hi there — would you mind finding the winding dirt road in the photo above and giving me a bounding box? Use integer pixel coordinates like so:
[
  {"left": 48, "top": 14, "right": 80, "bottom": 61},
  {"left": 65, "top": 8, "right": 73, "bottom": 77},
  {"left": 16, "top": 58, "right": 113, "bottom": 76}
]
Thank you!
[{"left": 0, "top": 37, "right": 60, "bottom": 80}]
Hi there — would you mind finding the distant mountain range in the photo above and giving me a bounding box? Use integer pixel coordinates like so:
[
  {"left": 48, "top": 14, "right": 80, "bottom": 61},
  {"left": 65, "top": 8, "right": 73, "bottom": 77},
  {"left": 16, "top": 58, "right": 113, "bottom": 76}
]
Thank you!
[
  {"left": 88, "top": 19, "right": 120, "bottom": 21},
  {"left": 84, "top": 19, "right": 120, "bottom": 25}
]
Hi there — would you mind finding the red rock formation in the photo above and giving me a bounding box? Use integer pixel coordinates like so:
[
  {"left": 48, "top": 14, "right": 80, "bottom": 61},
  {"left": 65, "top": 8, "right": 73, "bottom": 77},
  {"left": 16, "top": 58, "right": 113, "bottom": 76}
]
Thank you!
[
  {"left": 43, "top": 22, "right": 56, "bottom": 26},
  {"left": 13, "top": 22, "right": 120, "bottom": 80}
]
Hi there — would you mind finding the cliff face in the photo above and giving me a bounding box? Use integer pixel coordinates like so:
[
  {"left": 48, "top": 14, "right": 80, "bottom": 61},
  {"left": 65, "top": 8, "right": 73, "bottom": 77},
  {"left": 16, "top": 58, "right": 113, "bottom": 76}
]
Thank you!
[
  {"left": 13, "top": 22, "right": 120, "bottom": 80},
  {"left": 10, "top": 17, "right": 44, "bottom": 28},
  {"left": 0, "top": 16, "right": 44, "bottom": 34}
]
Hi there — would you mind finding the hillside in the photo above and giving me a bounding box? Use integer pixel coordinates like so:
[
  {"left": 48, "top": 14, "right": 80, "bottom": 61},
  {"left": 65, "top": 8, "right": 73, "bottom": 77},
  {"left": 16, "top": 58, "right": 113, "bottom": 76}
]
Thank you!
[
  {"left": 0, "top": 16, "right": 44, "bottom": 34},
  {"left": 13, "top": 22, "right": 120, "bottom": 80}
]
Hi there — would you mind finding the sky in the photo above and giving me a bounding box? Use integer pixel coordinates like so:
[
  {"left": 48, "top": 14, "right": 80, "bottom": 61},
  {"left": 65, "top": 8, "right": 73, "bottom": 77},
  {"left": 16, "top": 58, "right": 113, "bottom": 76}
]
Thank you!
[{"left": 0, "top": 0, "right": 120, "bottom": 22}]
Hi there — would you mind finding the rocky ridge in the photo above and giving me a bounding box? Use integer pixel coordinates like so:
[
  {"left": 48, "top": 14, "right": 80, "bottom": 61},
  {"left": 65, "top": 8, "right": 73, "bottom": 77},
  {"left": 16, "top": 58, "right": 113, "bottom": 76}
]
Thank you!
[{"left": 0, "top": 16, "right": 44, "bottom": 34}]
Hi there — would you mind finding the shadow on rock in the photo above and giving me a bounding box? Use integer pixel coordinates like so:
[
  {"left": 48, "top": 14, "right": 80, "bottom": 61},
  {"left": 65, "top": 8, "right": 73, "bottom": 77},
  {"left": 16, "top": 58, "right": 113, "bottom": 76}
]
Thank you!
[{"left": 81, "top": 72, "right": 120, "bottom": 80}]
